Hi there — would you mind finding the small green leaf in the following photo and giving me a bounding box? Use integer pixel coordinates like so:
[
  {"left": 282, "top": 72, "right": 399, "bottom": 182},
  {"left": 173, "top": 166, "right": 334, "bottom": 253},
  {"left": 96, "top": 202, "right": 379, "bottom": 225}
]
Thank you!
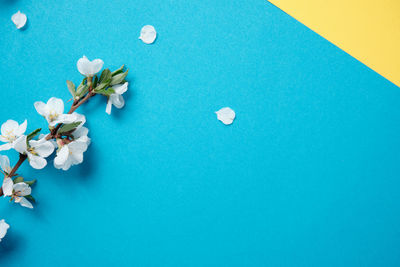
[
  {"left": 25, "top": 195, "right": 36, "bottom": 203},
  {"left": 76, "top": 84, "right": 89, "bottom": 97},
  {"left": 66, "top": 80, "right": 76, "bottom": 97},
  {"left": 27, "top": 128, "right": 41, "bottom": 141},
  {"left": 111, "top": 65, "right": 125, "bottom": 76},
  {"left": 24, "top": 179, "right": 36, "bottom": 186},
  {"left": 95, "top": 87, "right": 115, "bottom": 96},
  {"left": 57, "top": 121, "right": 82, "bottom": 134},
  {"left": 13, "top": 177, "right": 24, "bottom": 183},
  {"left": 99, "top": 69, "right": 111, "bottom": 84},
  {"left": 110, "top": 70, "right": 129, "bottom": 86},
  {"left": 92, "top": 75, "right": 99, "bottom": 88}
]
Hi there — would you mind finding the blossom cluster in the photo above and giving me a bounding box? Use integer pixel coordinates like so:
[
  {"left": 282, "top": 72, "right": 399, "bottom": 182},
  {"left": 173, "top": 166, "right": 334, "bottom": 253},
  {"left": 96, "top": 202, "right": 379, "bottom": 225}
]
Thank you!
[{"left": 0, "top": 56, "right": 129, "bottom": 242}]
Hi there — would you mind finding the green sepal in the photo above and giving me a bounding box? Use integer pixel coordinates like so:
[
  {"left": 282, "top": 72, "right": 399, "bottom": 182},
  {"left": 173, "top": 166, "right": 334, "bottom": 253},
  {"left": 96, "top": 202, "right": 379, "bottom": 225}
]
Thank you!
[
  {"left": 66, "top": 80, "right": 76, "bottom": 98},
  {"left": 110, "top": 69, "right": 129, "bottom": 86},
  {"left": 57, "top": 121, "right": 82, "bottom": 134},
  {"left": 27, "top": 128, "right": 41, "bottom": 142}
]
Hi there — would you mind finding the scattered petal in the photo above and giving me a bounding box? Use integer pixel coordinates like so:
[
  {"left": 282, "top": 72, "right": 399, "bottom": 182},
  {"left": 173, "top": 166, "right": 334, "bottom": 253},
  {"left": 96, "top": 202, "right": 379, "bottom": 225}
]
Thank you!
[
  {"left": 139, "top": 25, "right": 157, "bottom": 44},
  {"left": 0, "top": 219, "right": 10, "bottom": 242},
  {"left": 215, "top": 107, "right": 236, "bottom": 125},
  {"left": 11, "top": 11, "right": 27, "bottom": 29}
]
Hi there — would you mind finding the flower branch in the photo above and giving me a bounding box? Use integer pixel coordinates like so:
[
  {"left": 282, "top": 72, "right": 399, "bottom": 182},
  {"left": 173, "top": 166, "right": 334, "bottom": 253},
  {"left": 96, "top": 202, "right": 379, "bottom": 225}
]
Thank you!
[{"left": 0, "top": 56, "right": 129, "bottom": 215}]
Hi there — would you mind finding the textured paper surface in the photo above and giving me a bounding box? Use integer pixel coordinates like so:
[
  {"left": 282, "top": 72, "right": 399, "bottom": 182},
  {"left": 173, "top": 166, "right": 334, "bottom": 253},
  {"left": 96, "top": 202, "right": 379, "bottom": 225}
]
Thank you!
[{"left": 268, "top": 0, "right": 400, "bottom": 86}]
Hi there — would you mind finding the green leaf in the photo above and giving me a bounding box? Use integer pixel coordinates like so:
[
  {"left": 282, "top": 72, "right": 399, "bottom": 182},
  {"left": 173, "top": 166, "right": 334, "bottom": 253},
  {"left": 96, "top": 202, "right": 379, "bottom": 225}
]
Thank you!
[
  {"left": 57, "top": 121, "right": 82, "bottom": 134},
  {"left": 24, "top": 179, "right": 36, "bottom": 186},
  {"left": 92, "top": 75, "right": 99, "bottom": 88},
  {"left": 66, "top": 80, "right": 76, "bottom": 97},
  {"left": 110, "top": 70, "right": 129, "bottom": 86},
  {"left": 95, "top": 87, "right": 115, "bottom": 97},
  {"left": 13, "top": 177, "right": 24, "bottom": 183},
  {"left": 76, "top": 78, "right": 87, "bottom": 94},
  {"left": 27, "top": 128, "right": 41, "bottom": 141},
  {"left": 76, "top": 84, "right": 89, "bottom": 97},
  {"left": 111, "top": 65, "right": 125, "bottom": 76},
  {"left": 99, "top": 69, "right": 111, "bottom": 84},
  {"left": 25, "top": 195, "right": 36, "bottom": 203}
]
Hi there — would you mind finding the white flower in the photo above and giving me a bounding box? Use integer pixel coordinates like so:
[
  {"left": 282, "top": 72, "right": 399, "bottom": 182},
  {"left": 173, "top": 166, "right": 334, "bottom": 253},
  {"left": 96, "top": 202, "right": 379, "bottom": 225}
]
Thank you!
[
  {"left": 34, "top": 97, "right": 77, "bottom": 126},
  {"left": 0, "top": 119, "right": 27, "bottom": 151},
  {"left": 11, "top": 182, "right": 33, "bottom": 209},
  {"left": 106, "top": 82, "right": 128, "bottom": 114},
  {"left": 0, "top": 219, "right": 10, "bottom": 242},
  {"left": 0, "top": 155, "right": 13, "bottom": 196},
  {"left": 77, "top": 56, "right": 104, "bottom": 77},
  {"left": 13, "top": 135, "right": 54, "bottom": 169},
  {"left": 53, "top": 111, "right": 90, "bottom": 170},
  {"left": 54, "top": 140, "right": 88, "bottom": 171},
  {"left": 215, "top": 107, "right": 236, "bottom": 125},
  {"left": 11, "top": 11, "right": 27, "bottom": 29}
]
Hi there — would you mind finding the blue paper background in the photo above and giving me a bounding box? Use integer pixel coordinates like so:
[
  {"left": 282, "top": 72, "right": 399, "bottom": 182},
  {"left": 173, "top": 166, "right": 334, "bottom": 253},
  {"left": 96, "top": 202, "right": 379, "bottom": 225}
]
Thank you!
[{"left": 1, "top": 0, "right": 400, "bottom": 266}]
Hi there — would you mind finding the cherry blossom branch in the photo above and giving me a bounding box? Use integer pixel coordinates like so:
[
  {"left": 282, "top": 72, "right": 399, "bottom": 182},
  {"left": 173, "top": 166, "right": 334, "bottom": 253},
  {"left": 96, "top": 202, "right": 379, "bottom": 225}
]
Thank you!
[
  {"left": 0, "top": 79, "right": 97, "bottom": 196},
  {"left": 0, "top": 56, "right": 128, "bottom": 209}
]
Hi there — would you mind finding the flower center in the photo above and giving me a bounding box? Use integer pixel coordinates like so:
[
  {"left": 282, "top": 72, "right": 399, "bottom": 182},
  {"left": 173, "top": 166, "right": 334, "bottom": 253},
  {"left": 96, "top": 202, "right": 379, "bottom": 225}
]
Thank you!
[
  {"left": 28, "top": 147, "right": 38, "bottom": 156},
  {"left": 3, "top": 130, "right": 16, "bottom": 142},
  {"left": 48, "top": 110, "right": 59, "bottom": 121}
]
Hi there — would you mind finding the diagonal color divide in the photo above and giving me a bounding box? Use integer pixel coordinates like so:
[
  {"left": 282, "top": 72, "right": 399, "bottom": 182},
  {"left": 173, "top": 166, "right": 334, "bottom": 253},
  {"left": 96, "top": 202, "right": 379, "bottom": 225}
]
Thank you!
[{"left": 268, "top": 0, "right": 400, "bottom": 87}]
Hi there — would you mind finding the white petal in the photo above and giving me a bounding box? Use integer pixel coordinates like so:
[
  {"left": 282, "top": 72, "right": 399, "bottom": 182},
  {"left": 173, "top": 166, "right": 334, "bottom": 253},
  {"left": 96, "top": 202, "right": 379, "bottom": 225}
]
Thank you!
[
  {"left": 112, "top": 82, "right": 128, "bottom": 95},
  {"left": 73, "top": 126, "right": 88, "bottom": 139},
  {"left": 215, "top": 107, "right": 236, "bottom": 125},
  {"left": 34, "top": 101, "right": 47, "bottom": 116},
  {"left": 77, "top": 56, "right": 91, "bottom": 76},
  {"left": 54, "top": 146, "right": 69, "bottom": 166},
  {"left": 49, "top": 113, "right": 77, "bottom": 127},
  {"left": 111, "top": 94, "right": 125, "bottom": 109},
  {"left": 90, "top": 59, "right": 104, "bottom": 76},
  {"left": 70, "top": 150, "right": 83, "bottom": 165},
  {"left": 71, "top": 113, "right": 86, "bottom": 127},
  {"left": 18, "top": 197, "right": 33, "bottom": 209},
  {"left": 13, "top": 182, "right": 31, "bottom": 196},
  {"left": 27, "top": 154, "right": 47, "bottom": 169},
  {"left": 13, "top": 135, "right": 27, "bottom": 154},
  {"left": 15, "top": 119, "right": 27, "bottom": 136},
  {"left": 77, "top": 56, "right": 103, "bottom": 77},
  {"left": 69, "top": 140, "right": 88, "bottom": 154},
  {"left": 0, "top": 143, "right": 12, "bottom": 151},
  {"left": 29, "top": 140, "right": 54, "bottom": 157},
  {"left": 2, "top": 178, "right": 13, "bottom": 196},
  {"left": 1, "top": 120, "right": 18, "bottom": 136},
  {"left": 105, "top": 98, "right": 112, "bottom": 115},
  {"left": 47, "top": 97, "right": 64, "bottom": 115},
  {"left": 0, "top": 219, "right": 10, "bottom": 240},
  {"left": 139, "top": 25, "right": 157, "bottom": 44},
  {"left": 11, "top": 11, "right": 27, "bottom": 29},
  {"left": 0, "top": 155, "right": 11, "bottom": 173}
]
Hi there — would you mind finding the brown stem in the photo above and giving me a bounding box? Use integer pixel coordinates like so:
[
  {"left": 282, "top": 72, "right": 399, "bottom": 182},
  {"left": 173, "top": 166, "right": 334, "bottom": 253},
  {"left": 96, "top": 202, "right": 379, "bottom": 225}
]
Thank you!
[
  {"left": 0, "top": 77, "right": 97, "bottom": 196},
  {"left": 0, "top": 154, "right": 28, "bottom": 196},
  {"left": 45, "top": 80, "right": 95, "bottom": 140}
]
